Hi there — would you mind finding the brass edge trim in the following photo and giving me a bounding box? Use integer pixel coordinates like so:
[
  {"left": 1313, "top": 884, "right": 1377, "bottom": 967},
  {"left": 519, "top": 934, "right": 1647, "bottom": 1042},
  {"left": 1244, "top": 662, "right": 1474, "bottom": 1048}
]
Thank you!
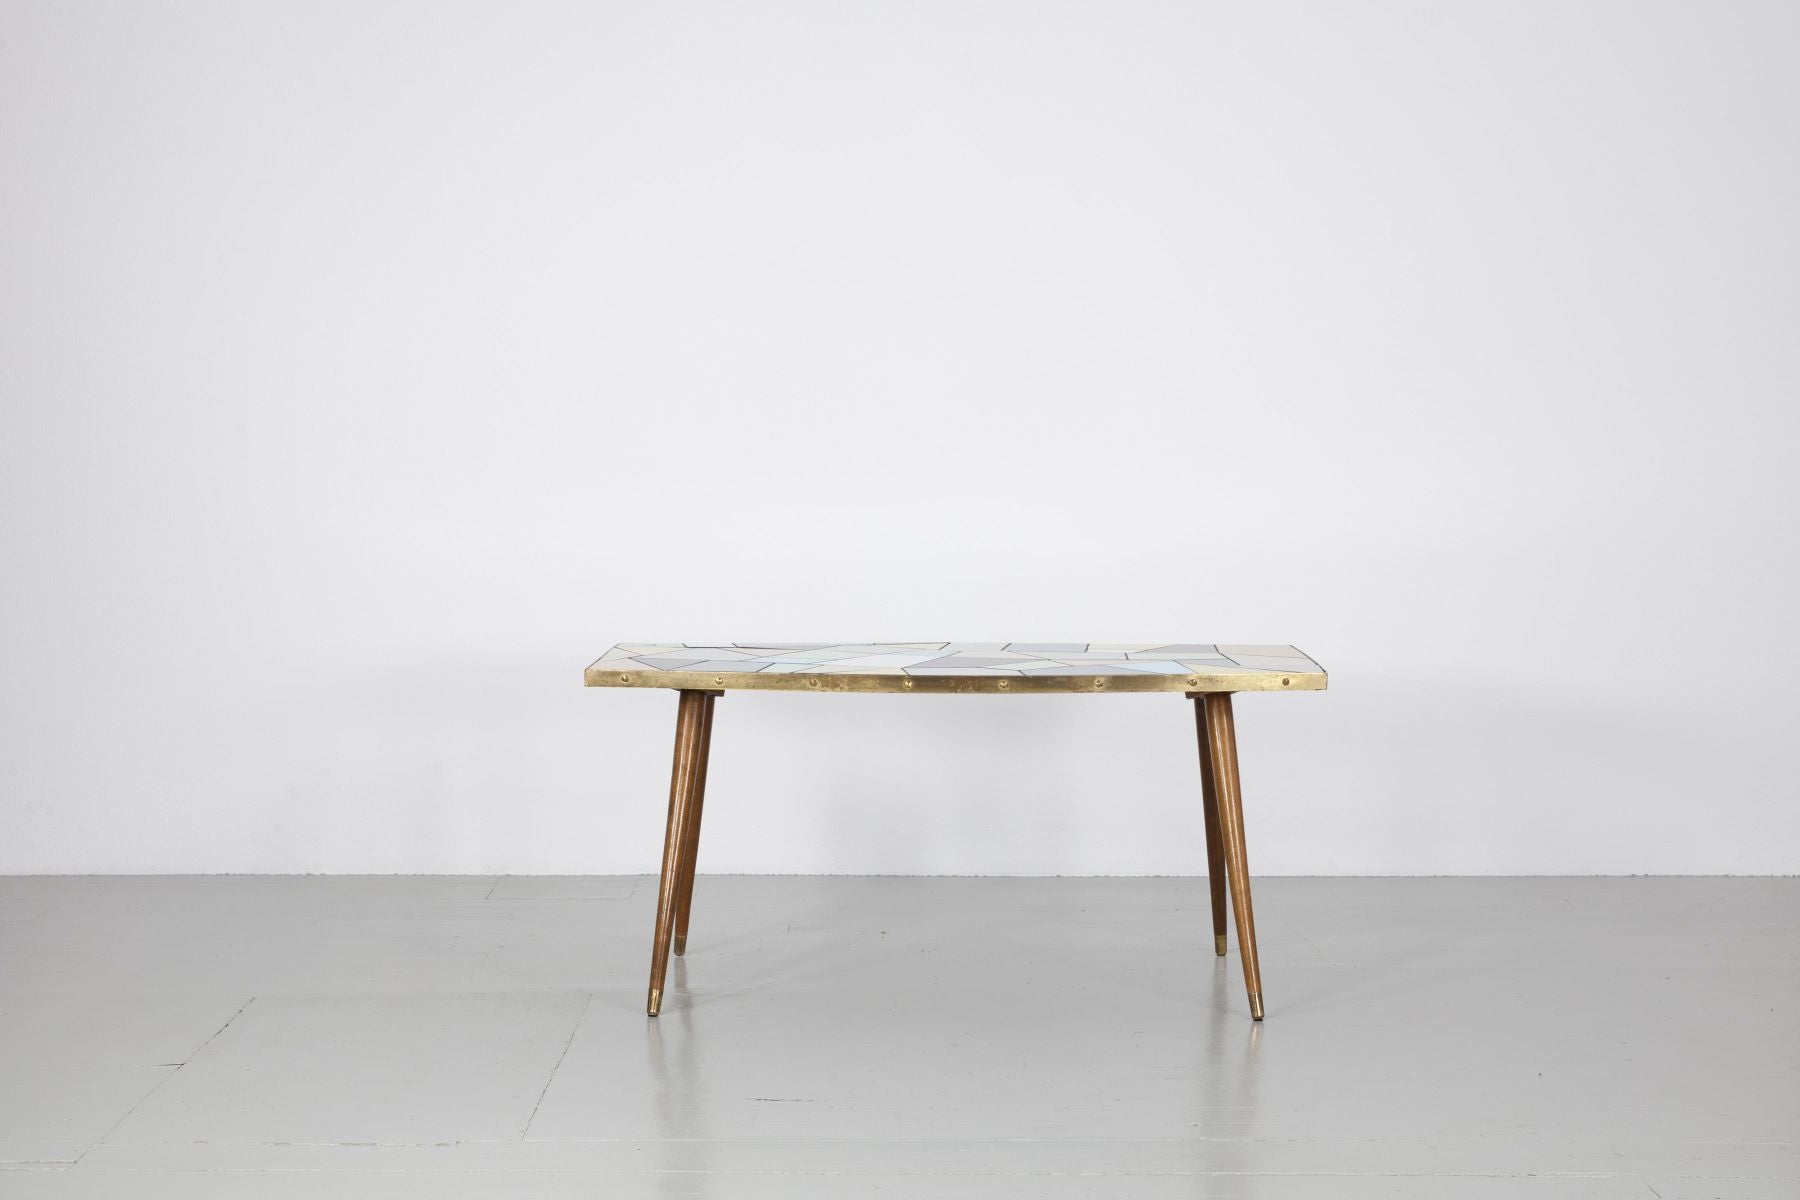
[{"left": 585, "top": 670, "right": 1328, "bottom": 695}]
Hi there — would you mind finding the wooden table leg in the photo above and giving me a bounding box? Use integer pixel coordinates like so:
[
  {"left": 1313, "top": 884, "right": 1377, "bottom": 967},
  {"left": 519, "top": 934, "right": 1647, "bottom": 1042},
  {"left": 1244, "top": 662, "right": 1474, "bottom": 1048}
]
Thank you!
[
  {"left": 672, "top": 692, "right": 716, "bottom": 956},
  {"left": 1202, "top": 692, "right": 1265, "bottom": 1020},
  {"left": 1191, "top": 697, "right": 1230, "bottom": 957},
  {"left": 647, "top": 689, "right": 708, "bottom": 1016}
]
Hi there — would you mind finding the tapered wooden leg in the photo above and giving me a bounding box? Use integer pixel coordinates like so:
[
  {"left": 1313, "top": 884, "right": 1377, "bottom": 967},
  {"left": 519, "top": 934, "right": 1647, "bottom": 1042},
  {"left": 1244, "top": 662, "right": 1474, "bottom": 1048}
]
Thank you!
[
  {"left": 1191, "top": 697, "right": 1229, "bottom": 956},
  {"left": 1203, "top": 692, "right": 1265, "bottom": 1020},
  {"left": 647, "top": 690, "right": 707, "bottom": 1016},
  {"left": 672, "top": 692, "right": 716, "bottom": 956}
]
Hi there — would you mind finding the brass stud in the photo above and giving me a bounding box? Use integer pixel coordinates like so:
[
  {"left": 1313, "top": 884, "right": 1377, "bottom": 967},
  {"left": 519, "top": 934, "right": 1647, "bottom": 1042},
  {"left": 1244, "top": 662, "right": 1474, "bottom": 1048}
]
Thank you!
[
  {"left": 903, "top": 679, "right": 914, "bottom": 689},
  {"left": 997, "top": 680, "right": 1009, "bottom": 690},
  {"left": 1281, "top": 677, "right": 1290, "bottom": 686},
  {"left": 1186, "top": 677, "right": 1198, "bottom": 687},
  {"left": 807, "top": 679, "right": 819, "bottom": 688},
  {"left": 619, "top": 674, "right": 630, "bottom": 683},
  {"left": 713, "top": 676, "right": 724, "bottom": 685}
]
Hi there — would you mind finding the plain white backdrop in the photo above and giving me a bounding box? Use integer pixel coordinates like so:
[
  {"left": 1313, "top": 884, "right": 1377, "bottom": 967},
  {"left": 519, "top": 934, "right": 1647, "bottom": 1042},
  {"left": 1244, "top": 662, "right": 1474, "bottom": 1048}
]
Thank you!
[{"left": 3, "top": 1, "right": 1797, "bottom": 875}]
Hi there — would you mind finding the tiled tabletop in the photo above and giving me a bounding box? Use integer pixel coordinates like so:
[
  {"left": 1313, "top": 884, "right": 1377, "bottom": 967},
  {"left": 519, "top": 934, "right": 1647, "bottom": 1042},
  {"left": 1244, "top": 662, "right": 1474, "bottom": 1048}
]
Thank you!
[{"left": 584, "top": 643, "right": 1326, "bottom": 694}]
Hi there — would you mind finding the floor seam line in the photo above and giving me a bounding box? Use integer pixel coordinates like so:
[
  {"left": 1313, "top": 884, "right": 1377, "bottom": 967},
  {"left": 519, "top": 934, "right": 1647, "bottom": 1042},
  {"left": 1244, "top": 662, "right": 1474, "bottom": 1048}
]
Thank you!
[
  {"left": 521, "top": 992, "right": 592, "bottom": 1140},
  {"left": 73, "top": 995, "right": 258, "bottom": 1167}
]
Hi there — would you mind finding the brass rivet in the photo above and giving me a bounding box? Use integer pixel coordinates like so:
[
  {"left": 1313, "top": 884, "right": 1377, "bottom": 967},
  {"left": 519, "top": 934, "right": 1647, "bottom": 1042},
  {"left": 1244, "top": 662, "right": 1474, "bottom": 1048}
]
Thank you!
[
  {"left": 997, "top": 680, "right": 1009, "bottom": 689},
  {"left": 619, "top": 674, "right": 629, "bottom": 683},
  {"left": 1282, "top": 677, "right": 1290, "bottom": 686},
  {"left": 1186, "top": 677, "right": 1198, "bottom": 687},
  {"left": 903, "top": 679, "right": 914, "bottom": 688},
  {"left": 808, "top": 679, "right": 819, "bottom": 687},
  {"left": 714, "top": 676, "right": 724, "bottom": 685}
]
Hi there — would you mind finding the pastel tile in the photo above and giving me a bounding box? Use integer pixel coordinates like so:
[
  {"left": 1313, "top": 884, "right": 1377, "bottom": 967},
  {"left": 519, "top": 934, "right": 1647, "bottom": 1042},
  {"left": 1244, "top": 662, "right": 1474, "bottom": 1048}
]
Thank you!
[
  {"left": 1227, "top": 654, "right": 1320, "bottom": 670},
  {"left": 801, "top": 665, "right": 908, "bottom": 675},
  {"left": 767, "top": 648, "right": 875, "bottom": 663},
  {"left": 1217, "top": 645, "right": 1312, "bottom": 659},
  {"left": 585, "top": 643, "right": 1326, "bottom": 692},
  {"left": 662, "top": 660, "right": 770, "bottom": 673},
  {"left": 912, "top": 656, "right": 1040, "bottom": 669},
  {"left": 1014, "top": 663, "right": 1148, "bottom": 675},
  {"left": 905, "top": 667, "right": 1026, "bottom": 676}
]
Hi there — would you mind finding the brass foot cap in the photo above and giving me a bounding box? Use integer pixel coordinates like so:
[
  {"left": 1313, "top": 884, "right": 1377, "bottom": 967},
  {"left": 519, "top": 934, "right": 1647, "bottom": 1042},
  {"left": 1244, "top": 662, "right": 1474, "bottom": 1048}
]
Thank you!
[
  {"left": 1248, "top": 991, "right": 1264, "bottom": 1021},
  {"left": 647, "top": 986, "right": 662, "bottom": 1017},
  {"left": 673, "top": 935, "right": 686, "bottom": 956},
  {"left": 1214, "top": 934, "right": 1227, "bottom": 956}
]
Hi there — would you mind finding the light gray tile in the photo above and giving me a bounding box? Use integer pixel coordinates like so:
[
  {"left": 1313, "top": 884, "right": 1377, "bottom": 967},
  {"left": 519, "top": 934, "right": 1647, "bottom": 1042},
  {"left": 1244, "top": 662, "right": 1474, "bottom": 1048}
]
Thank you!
[
  {"left": 0, "top": 1165, "right": 1667, "bottom": 1198},
  {"left": 1643, "top": 1179, "right": 1800, "bottom": 1200},
  {"left": 103, "top": 993, "right": 590, "bottom": 1146},
  {"left": 0, "top": 1068, "right": 170, "bottom": 1164},
  {"left": 1, "top": 876, "right": 1794, "bottom": 1196},
  {"left": 485, "top": 876, "right": 638, "bottom": 901},
  {"left": 0, "top": 993, "right": 252, "bottom": 1162}
]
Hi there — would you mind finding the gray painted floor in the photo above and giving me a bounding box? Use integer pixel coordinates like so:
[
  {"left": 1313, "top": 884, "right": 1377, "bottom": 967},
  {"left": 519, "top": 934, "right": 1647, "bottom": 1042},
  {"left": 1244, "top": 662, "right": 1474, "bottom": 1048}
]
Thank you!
[{"left": 0, "top": 876, "right": 1794, "bottom": 1197}]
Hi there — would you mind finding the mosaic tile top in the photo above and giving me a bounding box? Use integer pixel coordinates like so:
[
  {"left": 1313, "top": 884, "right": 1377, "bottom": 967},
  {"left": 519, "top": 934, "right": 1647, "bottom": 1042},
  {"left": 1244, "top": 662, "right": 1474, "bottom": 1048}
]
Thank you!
[{"left": 585, "top": 643, "right": 1326, "bottom": 694}]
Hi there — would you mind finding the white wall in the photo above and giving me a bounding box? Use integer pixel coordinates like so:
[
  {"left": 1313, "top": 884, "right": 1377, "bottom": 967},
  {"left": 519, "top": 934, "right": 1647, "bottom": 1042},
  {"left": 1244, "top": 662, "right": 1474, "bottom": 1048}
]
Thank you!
[{"left": 3, "top": 1, "right": 1797, "bottom": 875}]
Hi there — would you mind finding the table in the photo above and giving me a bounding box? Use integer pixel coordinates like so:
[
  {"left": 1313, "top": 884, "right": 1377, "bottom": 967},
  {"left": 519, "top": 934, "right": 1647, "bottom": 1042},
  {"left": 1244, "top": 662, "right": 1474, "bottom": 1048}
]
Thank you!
[{"left": 585, "top": 642, "right": 1328, "bottom": 1020}]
